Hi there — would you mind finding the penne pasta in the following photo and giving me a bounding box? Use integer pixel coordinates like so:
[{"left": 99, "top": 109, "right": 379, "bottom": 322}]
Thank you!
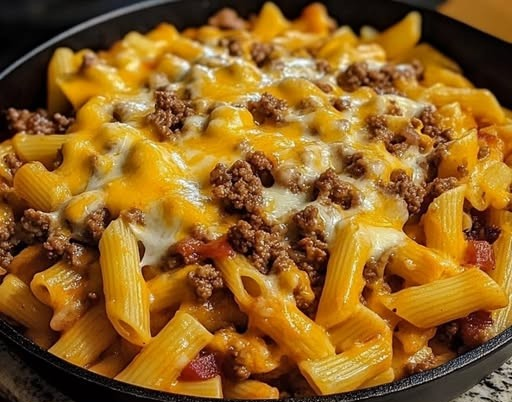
[
  {"left": 423, "top": 185, "right": 466, "bottom": 262},
  {"left": 89, "top": 339, "right": 140, "bottom": 377},
  {"left": 223, "top": 380, "right": 279, "bottom": 400},
  {"left": 373, "top": 11, "right": 421, "bottom": 59},
  {"left": 216, "top": 254, "right": 335, "bottom": 362},
  {"left": 99, "top": 218, "right": 151, "bottom": 346},
  {"left": 47, "top": 47, "right": 78, "bottom": 114},
  {"left": 299, "top": 335, "right": 392, "bottom": 395},
  {"left": 385, "top": 269, "right": 508, "bottom": 328},
  {"left": 491, "top": 230, "right": 512, "bottom": 331},
  {"left": 6, "top": 244, "right": 54, "bottom": 285},
  {"left": 0, "top": 274, "right": 52, "bottom": 331},
  {"left": 328, "top": 304, "right": 390, "bottom": 353},
  {"left": 31, "top": 257, "right": 100, "bottom": 331},
  {"left": 387, "top": 240, "right": 455, "bottom": 284},
  {"left": 170, "top": 376, "right": 223, "bottom": 398},
  {"left": 13, "top": 133, "right": 70, "bottom": 168},
  {"left": 147, "top": 265, "right": 195, "bottom": 312},
  {"left": 316, "top": 220, "right": 371, "bottom": 328},
  {"left": 13, "top": 161, "right": 71, "bottom": 212},
  {"left": 48, "top": 303, "right": 117, "bottom": 366},
  {"left": 116, "top": 312, "right": 212, "bottom": 389}
]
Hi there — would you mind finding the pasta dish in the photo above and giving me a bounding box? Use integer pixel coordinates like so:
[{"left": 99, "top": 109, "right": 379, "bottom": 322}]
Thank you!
[{"left": 0, "top": 2, "right": 511, "bottom": 398}]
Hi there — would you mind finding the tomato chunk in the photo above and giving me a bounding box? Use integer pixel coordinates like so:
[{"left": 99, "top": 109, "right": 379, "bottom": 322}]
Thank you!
[
  {"left": 198, "top": 236, "right": 234, "bottom": 260},
  {"left": 179, "top": 352, "right": 219, "bottom": 381},
  {"left": 465, "top": 240, "right": 495, "bottom": 272}
]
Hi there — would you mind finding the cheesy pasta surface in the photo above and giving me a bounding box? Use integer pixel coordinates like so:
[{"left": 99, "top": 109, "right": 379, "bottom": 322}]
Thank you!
[{"left": 0, "top": 2, "right": 511, "bottom": 398}]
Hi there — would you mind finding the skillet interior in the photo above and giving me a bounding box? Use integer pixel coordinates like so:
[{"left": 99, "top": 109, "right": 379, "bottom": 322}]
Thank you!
[{"left": 0, "top": 1, "right": 512, "bottom": 401}]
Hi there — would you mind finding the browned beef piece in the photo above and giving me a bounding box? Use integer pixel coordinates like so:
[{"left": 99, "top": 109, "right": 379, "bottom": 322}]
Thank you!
[
  {"left": 5, "top": 108, "right": 74, "bottom": 135},
  {"left": 247, "top": 93, "right": 287, "bottom": 125},
  {"left": 313, "top": 168, "right": 359, "bottom": 209},
  {"left": 210, "top": 160, "right": 264, "bottom": 214},
  {"left": 188, "top": 264, "right": 224, "bottom": 301},
  {"left": 386, "top": 169, "right": 426, "bottom": 215},
  {"left": 146, "top": 90, "right": 193, "bottom": 140}
]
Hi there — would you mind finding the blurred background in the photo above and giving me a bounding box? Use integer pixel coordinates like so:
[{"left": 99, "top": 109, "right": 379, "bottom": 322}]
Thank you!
[{"left": 0, "top": 0, "right": 509, "bottom": 71}]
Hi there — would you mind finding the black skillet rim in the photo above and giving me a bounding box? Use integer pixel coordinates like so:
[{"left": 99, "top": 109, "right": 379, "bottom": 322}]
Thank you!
[{"left": 1, "top": 0, "right": 512, "bottom": 401}]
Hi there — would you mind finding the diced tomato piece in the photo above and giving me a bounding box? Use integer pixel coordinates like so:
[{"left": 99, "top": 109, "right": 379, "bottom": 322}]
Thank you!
[
  {"left": 465, "top": 240, "right": 496, "bottom": 272},
  {"left": 179, "top": 352, "right": 219, "bottom": 381},
  {"left": 198, "top": 236, "right": 234, "bottom": 260},
  {"left": 173, "top": 238, "right": 203, "bottom": 261},
  {"left": 458, "top": 311, "right": 493, "bottom": 348}
]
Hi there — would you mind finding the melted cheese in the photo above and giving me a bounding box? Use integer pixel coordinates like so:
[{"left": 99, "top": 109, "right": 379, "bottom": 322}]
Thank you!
[{"left": 42, "top": 15, "right": 445, "bottom": 269}]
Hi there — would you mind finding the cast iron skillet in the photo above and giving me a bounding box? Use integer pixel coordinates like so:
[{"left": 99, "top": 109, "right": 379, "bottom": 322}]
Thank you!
[{"left": 0, "top": 1, "right": 512, "bottom": 401}]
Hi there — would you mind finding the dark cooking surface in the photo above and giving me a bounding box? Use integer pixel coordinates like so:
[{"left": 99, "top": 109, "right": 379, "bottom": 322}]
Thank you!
[{"left": 0, "top": 0, "right": 443, "bottom": 71}]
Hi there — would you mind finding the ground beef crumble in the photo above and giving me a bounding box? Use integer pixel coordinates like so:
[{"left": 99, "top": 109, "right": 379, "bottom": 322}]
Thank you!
[
  {"left": 250, "top": 42, "right": 274, "bottom": 67},
  {"left": 337, "top": 61, "right": 421, "bottom": 95},
  {"left": 165, "top": 238, "right": 204, "bottom": 269},
  {"left": 188, "top": 264, "right": 224, "bottom": 301},
  {"left": 247, "top": 93, "right": 287, "bottom": 125},
  {"left": 245, "top": 151, "right": 275, "bottom": 187},
  {"left": 292, "top": 205, "right": 324, "bottom": 239},
  {"left": 386, "top": 170, "right": 426, "bottom": 215},
  {"left": 5, "top": 108, "right": 74, "bottom": 135},
  {"left": 366, "top": 115, "right": 420, "bottom": 156},
  {"left": 314, "top": 81, "right": 333, "bottom": 93},
  {"left": 43, "top": 229, "right": 87, "bottom": 267},
  {"left": 227, "top": 216, "right": 288, "bottom": 274},
  {"left": 315, "top": 59, "right": 332, "bottom": 74},
  {"left": 3, "top": 153, "right": 22, "bottom": 176},
  {"left": 313, "top": 168, "right": 359, "bottom": 209},
  {"left": 208, "top": 8, "right": 246, "bottom": 30},
  {"left": 210, "top": 160, "right": 264, "bottom": 214},
  {"left": 331, "top": 97, "right": 351, "bottom": 112},
  {"left": 343, "top": 152, "right": 367, "bottom": 178},
  {"left": 0, "top": 211, "right": 16, "bottom": 269},
  {"left": 84, "top": 208, "right": 111, "bottom": 243},
  {"left": 425, "top": 177, "right": 458, "bottom": 200},
  {"left": 417, "top": 106, "right": 453, "bottom": 145},
  {"left": 20, "top": 209, "right": 51, "bottom": 242},
  {"left": 288, "top": 206, "right": 329, "bottom": 287},
  {"left": 218, "top": 38, "right": 243, "bottom": 56},
  {"left": 146, "top": 90, "right": 193, "bottom": 140}
]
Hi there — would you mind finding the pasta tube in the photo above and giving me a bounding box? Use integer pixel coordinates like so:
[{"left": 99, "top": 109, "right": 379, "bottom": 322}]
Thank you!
[
  {"left": 223, "top": 380, "right": 279, "bottom": 400},
  {"left": 48, "top": 303, "right": 117, "bottom": 366},
  {"left": 216, "top": 254, "right": 335, "bottom": 362},
  {"left": 13, "top": 162, "right": 71, "bottom": 212},
  {"left": 385, "top": 268, "right": 508, "bottom": 328},
  {"left": 423, "top": 185, "right": 466, "bottom": 262},
  {"left": 148, "top": 265, "right": 195, "bottom": 312},
  {"left": 116, "top": 312, "right": 213, "bottom": 389},
  {"left": 491, "top": 229, "right": 512, "bottom": 331},
  {"left": 316, "top": 220, "right": 371, "bottom": 328},
  {"left": 0, "top": 274, "right": 52, "bottom": 331},
  {"left": 99, "top": 218, "right": 151, "bottom": 346},
  {"left": 170, "top": 376, "right": 223, "bottom": 398},
  {"left": 299, "top": 335, "right": 392, "bottom": 395},
  {"left": 13, "top": 133, "right": 70, "bottom": 168}
]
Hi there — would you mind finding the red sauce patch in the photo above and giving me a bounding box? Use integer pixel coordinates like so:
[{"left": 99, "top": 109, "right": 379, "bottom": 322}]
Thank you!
[
  {"left": 465, "top": 240, "right": 495, "bottom": 272},
  {"left": 198, "top": 236, "right": 235, "bottom": 260},
  {"left": 179, "top": 352, "right": 219, "bottom": 381}
]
